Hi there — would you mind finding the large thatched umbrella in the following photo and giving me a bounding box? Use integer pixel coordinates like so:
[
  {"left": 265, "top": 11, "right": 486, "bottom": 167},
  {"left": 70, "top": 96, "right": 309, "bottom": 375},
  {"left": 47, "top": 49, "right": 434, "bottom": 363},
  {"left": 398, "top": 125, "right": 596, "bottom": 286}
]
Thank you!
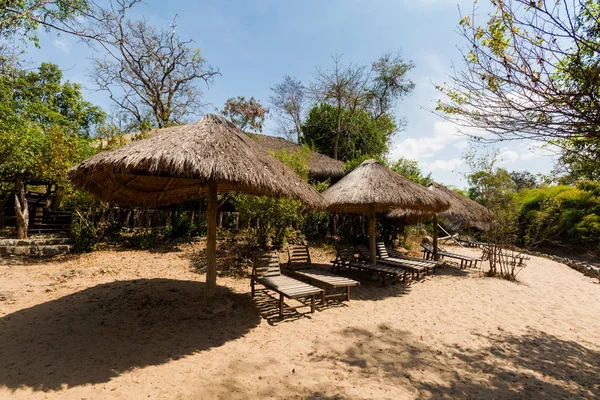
[
  {"left": 68, "top": 114, "right": 325, "bottom": 301},
  {"left": 388, "top": 182, "right": 492, "bottom": 259},
  {"left": 322, "top": 159, "right": 450, "bottom": 264}
]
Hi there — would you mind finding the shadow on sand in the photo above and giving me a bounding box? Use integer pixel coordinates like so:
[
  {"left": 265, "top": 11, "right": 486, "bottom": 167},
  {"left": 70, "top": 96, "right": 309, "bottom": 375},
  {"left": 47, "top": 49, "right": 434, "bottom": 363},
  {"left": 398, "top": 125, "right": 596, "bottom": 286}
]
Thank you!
[
  {"left": 311, "top": 326, "right": 600, "bottom": 399},
  {"left": 0, "top": 279, "right": 260, "bottom": 392}
]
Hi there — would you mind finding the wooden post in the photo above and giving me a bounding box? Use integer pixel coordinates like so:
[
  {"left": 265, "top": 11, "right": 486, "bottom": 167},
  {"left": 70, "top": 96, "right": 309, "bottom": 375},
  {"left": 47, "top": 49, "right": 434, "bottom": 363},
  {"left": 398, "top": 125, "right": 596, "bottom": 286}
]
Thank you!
[
  {"left": 369, "top": 208, "right": 376, "bottom": 265},
  {"left": 204, "top": 182, "right": 218, "bottom": 303},
  {"left": 433, "top": 214, "right": 439, "bottom": 261}
]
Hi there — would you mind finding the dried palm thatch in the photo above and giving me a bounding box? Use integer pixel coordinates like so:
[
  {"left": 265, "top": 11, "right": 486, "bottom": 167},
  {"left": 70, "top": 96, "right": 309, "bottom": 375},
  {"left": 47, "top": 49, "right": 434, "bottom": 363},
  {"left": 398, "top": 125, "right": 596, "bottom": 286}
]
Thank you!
[
  {"left": 69, "top": 114, "right": 325, "bottom": 302},
  {"left": 101, "top": 129, "right": 344, "bottom": 181},
  {"left": 323, "top": 159, "right": 450, "bottom": 214},
  {"left": 322, "top": 159, "right": 450, "bottom": 264},
  {"left": 387, "top": 183, "right": 492, "bottom": 231},
  {"left": 68, "top": 114, "right": 325, "bottom": 210},
  {"left": 251, "top": 134, "right": 344, "bottom": 180}
]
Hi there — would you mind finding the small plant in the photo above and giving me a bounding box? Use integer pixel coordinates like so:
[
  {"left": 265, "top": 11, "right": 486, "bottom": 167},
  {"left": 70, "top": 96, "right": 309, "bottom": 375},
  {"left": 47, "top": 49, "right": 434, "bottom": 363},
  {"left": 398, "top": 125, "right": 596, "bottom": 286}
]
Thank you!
[{"left": 70, "top": 212, "right": 98, "bottom": 252}]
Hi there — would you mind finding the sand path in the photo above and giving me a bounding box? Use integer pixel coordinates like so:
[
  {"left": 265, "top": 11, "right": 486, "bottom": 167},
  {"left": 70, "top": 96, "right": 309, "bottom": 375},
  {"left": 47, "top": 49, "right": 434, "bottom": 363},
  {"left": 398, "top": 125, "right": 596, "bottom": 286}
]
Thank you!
[{"left": 0, "top": 243, "right": 598, "bottom": 399}]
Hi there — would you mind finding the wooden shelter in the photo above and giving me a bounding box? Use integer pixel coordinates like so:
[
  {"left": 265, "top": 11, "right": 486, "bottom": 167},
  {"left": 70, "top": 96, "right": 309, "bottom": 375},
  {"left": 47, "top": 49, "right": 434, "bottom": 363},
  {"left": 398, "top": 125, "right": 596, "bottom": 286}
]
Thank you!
[
  {"left": 322, "top": 159, "right": 450, "bottom": 264},
  {"left": 387, "top": 182, "right": 492, "bottom": 260},
  {"left": 68, "top": 114, "right": 325, "bottom": 301}
]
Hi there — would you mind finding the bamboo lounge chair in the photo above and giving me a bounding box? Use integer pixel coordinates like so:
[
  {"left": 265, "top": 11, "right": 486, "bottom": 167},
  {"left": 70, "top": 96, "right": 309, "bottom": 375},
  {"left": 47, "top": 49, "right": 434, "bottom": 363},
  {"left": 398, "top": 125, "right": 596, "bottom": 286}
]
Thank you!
[
  {"left": 251, "top": 251, "right": 322, "bottom": 318},
  {"left": 332, "top": 245, "right": 406, "bottom": 286},
  {"left": 358, "top": 244, "right": 426, "bottom": 280},
  {"left": 286, "top": 244, "right": 360, "bottom": 303},
  {"left": 421, "top": 243, "right": 479, "bottom": 269},
  {"left": 377, "top": 242, "right": 441, "bottom": 274}
]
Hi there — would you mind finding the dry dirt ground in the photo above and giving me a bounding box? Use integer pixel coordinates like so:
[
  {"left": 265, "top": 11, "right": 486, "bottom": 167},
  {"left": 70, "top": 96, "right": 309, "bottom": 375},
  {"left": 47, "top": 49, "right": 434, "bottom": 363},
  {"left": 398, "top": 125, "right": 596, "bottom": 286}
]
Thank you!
[{"left": 0, "top": 241, "right": 598, "bottom": 399}]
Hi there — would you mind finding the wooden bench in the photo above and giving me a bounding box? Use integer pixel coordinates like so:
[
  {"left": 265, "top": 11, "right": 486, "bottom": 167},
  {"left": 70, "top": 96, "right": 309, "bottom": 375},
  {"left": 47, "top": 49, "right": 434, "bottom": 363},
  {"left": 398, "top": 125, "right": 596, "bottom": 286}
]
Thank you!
[
  {"left": 286, "top": 244, "right": 360, "bottom": 303},
  {"left": 331, "top": 246, "right": 406, "bottom": 286},
  {"left": 251, "top": 251, "right": 323, "bottom": 318},
  {"left": 379, "top": 242, "right": 441, "bottom": 274},
  {"left": 421, "top": 243, "right": 479, "bottom": 269}
]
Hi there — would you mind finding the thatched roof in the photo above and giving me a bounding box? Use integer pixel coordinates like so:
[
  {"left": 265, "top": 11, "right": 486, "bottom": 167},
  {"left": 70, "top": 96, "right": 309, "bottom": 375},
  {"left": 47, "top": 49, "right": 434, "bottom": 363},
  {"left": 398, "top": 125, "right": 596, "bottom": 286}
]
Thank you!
[
  {"left": 101, "top": 129, "right": 344, "bottom": 180},
  {"left": 68, "top": 114, "right": 325, "bottom": 209},
  {"left": 387, "top": 182, "right": 492, "bottom": 231},
  {"left": 251, "top": 134, "right": 344, "bottom": 180},
  {"left": 322, "top": 159, "right": 450, "bottom": 213}
]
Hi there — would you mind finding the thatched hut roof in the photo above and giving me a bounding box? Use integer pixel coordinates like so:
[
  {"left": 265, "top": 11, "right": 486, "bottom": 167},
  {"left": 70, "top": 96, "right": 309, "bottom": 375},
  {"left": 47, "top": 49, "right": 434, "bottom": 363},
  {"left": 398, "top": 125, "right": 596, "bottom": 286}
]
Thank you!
[
  {"left": 251, "top": 134, "right": 344, "bottom": 180},
  {"left": 68, "top": 114, "right": 325, "bottom": 209},
  {"left": 387, "top": 182, "right": 492, "bottom": 231},
  {"left": 103, "top": 129, "right": 344, "bottom": 180},
  {"left": 322, "top": 159, "right": 450, "bottom": 213}
]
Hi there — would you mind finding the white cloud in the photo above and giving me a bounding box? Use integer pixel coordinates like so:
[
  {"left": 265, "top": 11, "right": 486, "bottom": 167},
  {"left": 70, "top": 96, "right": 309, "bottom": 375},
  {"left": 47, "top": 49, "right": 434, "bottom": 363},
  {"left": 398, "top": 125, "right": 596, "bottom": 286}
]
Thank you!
[
  {"left": 422, "top": 157, "right": 465, "bottom": 172},
  {"left": 54, "top": 38, "right": 71, "bottom": 53},
  {"left": 390, "top": 120, "right": 464, "bottom": 161}
]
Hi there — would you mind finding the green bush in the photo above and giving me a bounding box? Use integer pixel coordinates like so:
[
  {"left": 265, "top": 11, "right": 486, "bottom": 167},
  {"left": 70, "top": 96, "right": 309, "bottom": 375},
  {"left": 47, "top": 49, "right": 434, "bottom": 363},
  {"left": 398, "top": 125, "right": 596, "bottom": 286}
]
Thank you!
[
  {"left": 70, "top": 213, "right": 98, "bottom": 252},
  {"left": 516, "top": 185, "right": 600, "bottom": 250}
]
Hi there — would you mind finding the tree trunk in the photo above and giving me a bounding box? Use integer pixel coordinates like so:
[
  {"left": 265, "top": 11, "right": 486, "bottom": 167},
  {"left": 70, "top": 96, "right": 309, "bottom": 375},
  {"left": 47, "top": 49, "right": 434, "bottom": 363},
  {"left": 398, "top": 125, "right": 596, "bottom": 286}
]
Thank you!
[
  {"left": 433, "top": 214, "right": 439, "bottom": 261},
  {"left": 369, "top": 208, "right": 376, "bottom": 265},
  {"left": 204, "top": 182, "right": 218, "bottom": 303},
  {"left": 333, "top": 103, "right": 342, "bottom": 160},
  {"left": 14, "top": 177, "right": 28, "bottom": 239}
]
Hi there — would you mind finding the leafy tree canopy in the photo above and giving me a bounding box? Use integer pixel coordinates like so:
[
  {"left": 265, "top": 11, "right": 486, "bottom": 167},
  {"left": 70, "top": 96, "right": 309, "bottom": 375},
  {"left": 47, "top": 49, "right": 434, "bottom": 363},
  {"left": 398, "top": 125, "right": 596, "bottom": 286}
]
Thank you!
[
  {"left": 0, "top": 62, "right": 104, "bottom": 184},
  {"left": 301, "top": 103, "right": 395, "bottom": 163},
  {"left": 389, "top": 157, "right": 432, "bottom": 186}
]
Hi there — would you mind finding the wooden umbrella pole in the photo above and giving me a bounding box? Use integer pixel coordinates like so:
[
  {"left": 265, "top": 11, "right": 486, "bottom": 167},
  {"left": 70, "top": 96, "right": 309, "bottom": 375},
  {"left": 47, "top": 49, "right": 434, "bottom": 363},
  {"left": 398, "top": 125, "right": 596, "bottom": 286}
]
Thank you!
[
  {"left": 204, "top": 181, "right": 218, "bottom": 302},
  {"left": 433, "top": 214, "right": 439, "bottom": 261},
  {"left": 369, "top": 207, "right": 376, "bottom": 265}
]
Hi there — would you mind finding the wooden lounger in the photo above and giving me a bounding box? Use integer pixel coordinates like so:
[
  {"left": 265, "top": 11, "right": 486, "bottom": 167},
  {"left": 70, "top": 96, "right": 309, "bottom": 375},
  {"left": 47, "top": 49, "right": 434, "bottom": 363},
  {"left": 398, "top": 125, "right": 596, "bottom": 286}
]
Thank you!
[
  {"left": 421, "top": 243, "right": 479, "bottom": 269},
  {"left": 251, "top": 251, "right": 323, "bottom": 318},
  {"left": 286, "top": 244, "right": 360, "bottom": 303},
  {"left": 378, "top": 242, "right": 441, "bottom": 274},
  {"left": 360, "top": 244, "right": 426, "bottom": 280},
  {"left": 457, "top": 235, "right": 485, "bottom": 248},
  {"left": 332, "top": 245, "right": 406, "bottom": 286}
]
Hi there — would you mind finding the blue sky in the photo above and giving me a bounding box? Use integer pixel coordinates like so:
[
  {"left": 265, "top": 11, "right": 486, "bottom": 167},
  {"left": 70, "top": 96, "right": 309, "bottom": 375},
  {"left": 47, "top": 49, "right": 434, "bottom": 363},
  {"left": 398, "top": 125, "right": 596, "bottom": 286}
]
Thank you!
[{"left": 27, "top": 0, "right": 556, "bottom": 189}]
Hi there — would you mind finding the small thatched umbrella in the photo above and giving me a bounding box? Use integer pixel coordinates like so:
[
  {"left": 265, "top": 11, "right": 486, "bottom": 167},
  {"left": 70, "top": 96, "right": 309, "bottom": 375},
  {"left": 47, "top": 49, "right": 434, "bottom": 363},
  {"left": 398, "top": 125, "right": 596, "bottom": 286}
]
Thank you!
[
  {"left": 388, "top": 182, "right": 492, "bottom": 259},
  {"left": 68, "top": 114, "right": 325, "bottom": 301},
  {"left": 322, "top": 159, "right": 450, "bottom": 264}
]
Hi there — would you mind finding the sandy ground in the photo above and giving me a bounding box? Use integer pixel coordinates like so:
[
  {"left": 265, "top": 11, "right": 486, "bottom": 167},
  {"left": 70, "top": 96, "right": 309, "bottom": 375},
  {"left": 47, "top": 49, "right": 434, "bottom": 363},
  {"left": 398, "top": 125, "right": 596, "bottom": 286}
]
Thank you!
[{"left": 0, "top": 241, "right": 598, "bottom": 400}]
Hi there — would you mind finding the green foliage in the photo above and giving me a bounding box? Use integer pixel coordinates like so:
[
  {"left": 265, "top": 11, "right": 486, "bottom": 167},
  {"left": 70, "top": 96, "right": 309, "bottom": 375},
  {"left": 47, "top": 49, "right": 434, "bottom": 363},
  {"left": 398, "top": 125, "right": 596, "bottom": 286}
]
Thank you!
[
  {"left": 0, "top": 0, "right": 92, "bottom": 45},
  {"left": 301, "top": 103, "right": 395, "bottom": 162},
  {"left": 70, "top": 213, "right": 98, "bottom": 252},
  {"left": 516, "top": 185, "right": 600, "bottom": 250},
  {"left": 389, "top": 157, "right": 432, "bottom": 185},
  {"left": 233, "top": 147, "right": 311, "bottom": 248},
  {"left": 0, "top": 63, "right": 104, "bottom": 186},
  {"left": 164, "top": 211, "right": 205, "bottom": 239}
]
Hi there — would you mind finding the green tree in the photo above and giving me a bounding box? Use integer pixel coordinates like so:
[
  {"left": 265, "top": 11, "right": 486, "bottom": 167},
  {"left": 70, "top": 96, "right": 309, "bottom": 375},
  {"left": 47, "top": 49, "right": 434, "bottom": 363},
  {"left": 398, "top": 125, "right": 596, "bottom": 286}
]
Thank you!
[
  {"left": 0, "top": 62, "right": 104, "bottom": 238},
  {"left": 390, "top": 157, "right": 432, "bottom": 186},
  {"left": 436, "top": 0, "right": 600, "bottom": 182},
  {"left": 466, "top": 152, "right": 521, "bottom": 280},
  {"left": 509, "top": 171, "right": 540, "bottom": 192},
  {"left": 310, "top": 54, "right": 414, "bottom": 160},
  {"left": 301, "top": 103, "right": 395, "bottom": 162},
  {"left": 0, "top": 0, "right": 141, "bottom": 48},
  {"left": 233, "top": 147, "right": 311, "bottom": 248}
]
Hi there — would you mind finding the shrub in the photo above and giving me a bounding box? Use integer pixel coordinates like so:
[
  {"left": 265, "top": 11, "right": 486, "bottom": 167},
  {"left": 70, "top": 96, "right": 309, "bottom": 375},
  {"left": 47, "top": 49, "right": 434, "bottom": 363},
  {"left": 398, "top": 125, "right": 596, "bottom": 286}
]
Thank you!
[{"left": 70, "top": 212, "right": 98, "bottom": 252}]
